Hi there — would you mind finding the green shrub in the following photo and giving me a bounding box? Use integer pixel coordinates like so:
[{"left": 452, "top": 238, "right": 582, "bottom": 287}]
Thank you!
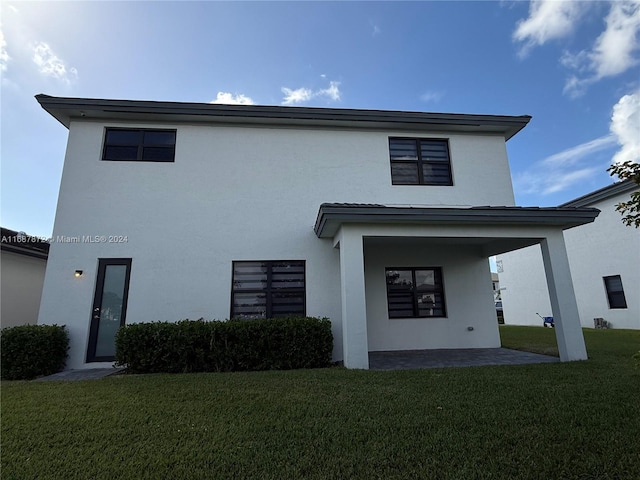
[
  {"left": 115, "top": 317, "right": 333, "bottom": 374},
  {"left": 634, "top": 350, "right": 640, "bottom": 369},
  {"left": 1, "top": 324, "right": 69, "bottom": 380}
]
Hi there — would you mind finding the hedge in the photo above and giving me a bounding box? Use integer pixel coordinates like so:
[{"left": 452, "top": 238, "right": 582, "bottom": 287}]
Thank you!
[
  {"left": 1, "top": 324, "right": 69, "bottom": 380},
  {"left": 115, "top": 317, "right": 333, "bottom": 374}
]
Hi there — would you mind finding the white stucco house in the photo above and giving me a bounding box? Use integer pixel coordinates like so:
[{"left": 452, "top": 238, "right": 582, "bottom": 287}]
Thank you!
[
  {"left": 498, "top": 181, "right": 639, "bottom": 329},
  {"left": 36, "top": 94, "right": 600, "bottom": 370},
  {"left": 1, "top": 227, "right": 50, "bottom": 328}
]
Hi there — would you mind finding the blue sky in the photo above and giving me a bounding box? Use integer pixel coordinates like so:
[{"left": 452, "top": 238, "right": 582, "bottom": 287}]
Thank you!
[{"left": 1, "top": 1, "right": 639, "bottom": 239}]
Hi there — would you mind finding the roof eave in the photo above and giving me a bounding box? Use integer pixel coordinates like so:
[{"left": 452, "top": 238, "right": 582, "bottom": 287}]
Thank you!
[
  {"left": 35, "top": 94, "right": 531, "bottom": 139},
  {"left": 560, "top": 180, "right": 638, "bottom": 207}
]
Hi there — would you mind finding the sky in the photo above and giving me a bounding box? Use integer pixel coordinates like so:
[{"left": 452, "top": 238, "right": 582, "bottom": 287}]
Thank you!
[{"left": 1, "top": 0, "right": 639, "bottom": 240}]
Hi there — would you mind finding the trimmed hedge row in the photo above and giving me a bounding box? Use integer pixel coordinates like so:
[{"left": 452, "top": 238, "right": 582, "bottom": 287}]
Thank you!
[
  {"left": 115, "top": 317, "right": 333, "bottom": 374},
  {"left": 1, "top": 324, "right": 69, "bottom": 380}
]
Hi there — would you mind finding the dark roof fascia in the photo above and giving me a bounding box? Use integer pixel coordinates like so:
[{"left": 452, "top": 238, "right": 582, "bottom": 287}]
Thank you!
[
  {"left": 1, "top": 244, "right": 49, "bottom": 260},
  {"left": 560, "top": 180, "right": 638, "bottom": 207},
  {"left": 1, "top": 227, "right": 50, "bottom": 259},
  {"left": 314, "top": 204, "right": 600, "bottom": 238},
  {"left": 35, "top": 94, "right": 531, "bottom": 140}
]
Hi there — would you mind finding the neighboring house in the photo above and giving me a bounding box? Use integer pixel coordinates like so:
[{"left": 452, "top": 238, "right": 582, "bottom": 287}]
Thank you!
[
  {"left": 491, "top": 273, "right": 501, "bottom": 302},
  {"left": 36, "top": 94, "right": 599, "bottom": 370},
  {"left": 498, "top": 181, "right": 639, "bottom": 329},
  {"left": 1, "top": 227, "right": 50, "bottom": 328}
]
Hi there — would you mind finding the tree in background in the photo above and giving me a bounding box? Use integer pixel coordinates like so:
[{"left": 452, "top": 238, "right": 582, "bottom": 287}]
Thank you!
[{"left": 607, "top": 161, "right": 640, "bottom": 228}]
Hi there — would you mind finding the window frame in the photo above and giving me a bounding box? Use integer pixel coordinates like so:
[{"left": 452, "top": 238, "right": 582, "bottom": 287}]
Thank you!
[
  {"left": 230, "top": 260, "right": 306, "bottom": 319},
  {"left": 603, "top": 275, "right": 627, "bottom": 309},
  {"left": 389, "top": 137, "right": 453, "bottom": 186},
  {"left": 102, "top": 127, "right": 176, "bottom": 162},
  {"left": 385, "top": 267, "right": 447, "bottom": 319}
]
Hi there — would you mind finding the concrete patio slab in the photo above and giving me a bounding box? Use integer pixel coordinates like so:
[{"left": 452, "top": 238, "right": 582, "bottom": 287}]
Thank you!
[
  {"left": 34, "top": 368, "right": 125, "bottom": 382},
  {"left": 369, "top": 348, "right": 560, "bottom": 370}
]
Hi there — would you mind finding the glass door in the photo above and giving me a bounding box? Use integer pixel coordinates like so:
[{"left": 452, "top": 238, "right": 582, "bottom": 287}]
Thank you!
[{"left": 86, "top": 259, "right": 132, "bottom": 362}]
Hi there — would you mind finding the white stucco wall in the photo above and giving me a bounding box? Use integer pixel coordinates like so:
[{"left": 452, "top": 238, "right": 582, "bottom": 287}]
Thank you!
[
  {"left": 38, "top": 120, "right": 517, "bottom": 368},
  {"left": 498, "top": 190, "right": 640, "bottom": 329},
  {"left": 1, "top": 251, "right": 47, "bottom": 328},
  {"left": 364, "top": 239, "right": 500, "bottom": 351}
]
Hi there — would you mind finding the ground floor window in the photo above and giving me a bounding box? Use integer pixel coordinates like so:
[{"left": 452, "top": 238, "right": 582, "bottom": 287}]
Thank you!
[
  {"left": 385, "top": 267, "right": 446, "bottom": 318},
  {"left": 603, "top": 275, "right": 627, "bottom": 309},
  {"left": 231, "top": 260, "right": 305, "bottom": 319}
]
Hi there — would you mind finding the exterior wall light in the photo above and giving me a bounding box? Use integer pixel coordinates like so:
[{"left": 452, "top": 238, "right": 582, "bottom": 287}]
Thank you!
[{"left": 74, "top": 270, "right": 83, "bottom": 278}]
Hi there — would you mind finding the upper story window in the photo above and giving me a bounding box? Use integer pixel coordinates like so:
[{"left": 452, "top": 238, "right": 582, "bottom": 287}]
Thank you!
[
  {"left": 102, "top": 128, "right": 176, "bottom": 162},
  {"left": 389, "top": 138, "right": 452, "bottom": 185}
]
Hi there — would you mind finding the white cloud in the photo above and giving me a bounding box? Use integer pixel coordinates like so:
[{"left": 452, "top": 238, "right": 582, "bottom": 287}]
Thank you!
[
  {"left": 546, "top": 1, "right": 640, "bottom": 96},
  {"left": 513, "top": 0, "right": 586, "bottom": 56},
  {"left": 562, "top": 75, "right": 592, "bottom": 98},
  {"left": 210, "top": 92, "right": 255, "bottom": 105},
  {"left": 559, "top": 49, "right": 589, "bottom": 71},
  {"left": 515, "top": 135, "right": 617, "bottom": 195},
  {"left": 281, "top": 80, "right": 341, "bottom": 105},
  {"left": 541, "top": 134, "right": 617, "bottom": 168},
  {"left": 0, "top": 28, "right": 9, "bottom": 72},
  {"left": 590, "top": 0, "right": 640, "bottom": 79},
  {"left": 31, "top": 41, "right": 77, "bottom": 83},
  {"left": 370, "top": 21, "right": 381, "bottom": 37},
  {"left": 281, "top": 86, "right": 314, "bottom": 105},
  {"left": 319, "top": 81, "right": 341, "bottom": 101},
  {"left": 610, "top": 88, "right": 640, "bottom": 164},
  {"left": 420, "top": 91, "right": 444, "bottom": 103}
]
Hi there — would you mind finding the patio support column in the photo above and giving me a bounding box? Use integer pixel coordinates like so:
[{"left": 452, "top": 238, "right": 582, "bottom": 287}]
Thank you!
[
  {"left": 540, "top": 230, "right": 588, "bottom": 362},
  {"left": 336, "top": 226, "right": 369, "bottom": 369}
]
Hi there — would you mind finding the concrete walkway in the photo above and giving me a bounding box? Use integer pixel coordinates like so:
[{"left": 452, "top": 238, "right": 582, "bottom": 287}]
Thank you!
[
  {"left": 34, "top": 368, "right": 125, "bottom": 382},
  {"left": 369, "top": 348, "right": 559, "bottom": 370}
]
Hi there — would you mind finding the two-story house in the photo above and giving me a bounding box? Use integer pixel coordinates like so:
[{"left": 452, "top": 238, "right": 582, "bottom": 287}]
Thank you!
[{"left": 36, "top": 95, "right": 599, "bottom": 370}]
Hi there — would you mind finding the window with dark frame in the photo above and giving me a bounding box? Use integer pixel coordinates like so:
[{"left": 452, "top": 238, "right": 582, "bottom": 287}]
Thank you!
[
  {"left": 389, "top": 138, "right": 452, "bottom": 185},
  {"left": 102, "top": 128, "right": 176, "bottom": 162},
  {"left": 231, "top": 261, "right": 305, "bottom": 319},
  {"left": 603, "top": 275, "right": 627, "bottom": 309},
  {"left": 385, "top": 267, "right": 446, "bottom": 318}
]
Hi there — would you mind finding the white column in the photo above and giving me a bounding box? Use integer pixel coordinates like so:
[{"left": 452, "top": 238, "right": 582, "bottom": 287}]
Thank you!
[
  {"left": 336, "top": 227, "right": 369, "bottom": 369},
  {"left": 540, "top": 231, "right": 588, "bottom": 361}
]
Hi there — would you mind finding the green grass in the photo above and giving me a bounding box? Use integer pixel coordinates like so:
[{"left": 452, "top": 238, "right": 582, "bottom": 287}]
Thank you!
[{"left": 2, "top": 327, "right": 639, "bottom": 479}]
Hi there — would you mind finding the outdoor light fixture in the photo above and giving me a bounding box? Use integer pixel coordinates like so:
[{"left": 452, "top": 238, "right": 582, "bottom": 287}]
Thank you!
[{"left": 74, "top": 270, "right": 83, "bottom": 278}]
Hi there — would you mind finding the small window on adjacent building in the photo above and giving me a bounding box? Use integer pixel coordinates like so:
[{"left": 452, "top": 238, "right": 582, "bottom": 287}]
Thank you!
[
  {"left": 231, "top": 261, "right": 305, "bottom": 319},
  {"left": 103, "top": 128, "right": 176, "bottom": 162},
  {"left": 385, "top": 267, "right": 446, "bottom": 318},
  {"left": 603, "top": 275, "right": 627, "bottom": 309},
  {"left": 389, "top": 138, "right": 452, "bottom": 185}
]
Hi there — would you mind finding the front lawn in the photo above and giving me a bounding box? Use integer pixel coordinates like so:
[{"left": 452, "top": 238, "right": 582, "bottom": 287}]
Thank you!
[{"left": 2, "top": 327, "right": 639, "bottom": 479}]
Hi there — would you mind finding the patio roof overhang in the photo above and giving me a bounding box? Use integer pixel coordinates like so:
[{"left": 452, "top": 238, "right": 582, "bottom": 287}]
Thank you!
[{"left": 314, "top": 204, "right": 601, "bottom": 257}]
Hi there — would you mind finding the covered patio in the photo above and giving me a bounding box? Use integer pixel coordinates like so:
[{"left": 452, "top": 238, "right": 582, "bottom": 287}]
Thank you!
[{"left": 315, "top": 203, "right": 600, "bottom": 369}]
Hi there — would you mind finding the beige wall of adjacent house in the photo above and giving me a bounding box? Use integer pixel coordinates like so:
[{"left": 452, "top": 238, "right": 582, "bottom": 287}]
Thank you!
[{"left": 1, "top": 251, "right": 47, "bottom": 328}]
